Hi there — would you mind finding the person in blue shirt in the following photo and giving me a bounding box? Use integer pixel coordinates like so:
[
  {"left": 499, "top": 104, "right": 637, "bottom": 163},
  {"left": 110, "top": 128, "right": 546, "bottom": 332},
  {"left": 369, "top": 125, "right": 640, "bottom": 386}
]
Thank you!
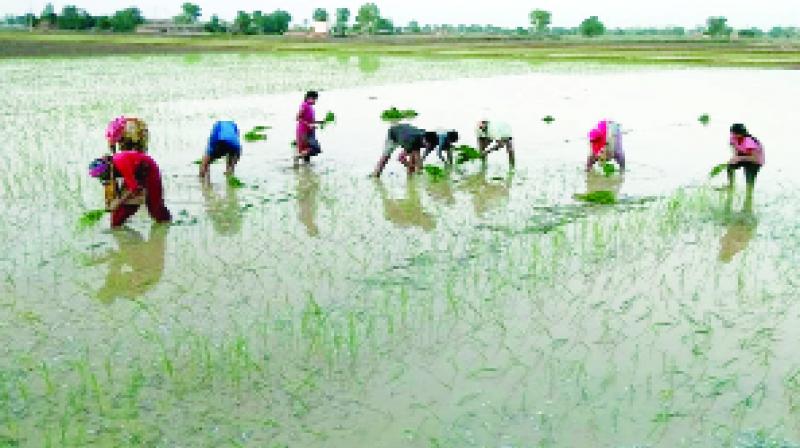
[{"left": 200, "top": 120, "right": 242, "bottom": 180}]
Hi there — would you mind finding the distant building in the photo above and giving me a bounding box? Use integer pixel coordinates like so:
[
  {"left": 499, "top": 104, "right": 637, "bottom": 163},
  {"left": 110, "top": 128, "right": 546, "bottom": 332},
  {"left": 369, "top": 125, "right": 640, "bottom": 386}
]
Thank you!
[
  {"left": 136, "top": 20, "right": 207, "bottom": 36},
  {"left": 312, "top": 21, "right": 329, "bottom": 36}
]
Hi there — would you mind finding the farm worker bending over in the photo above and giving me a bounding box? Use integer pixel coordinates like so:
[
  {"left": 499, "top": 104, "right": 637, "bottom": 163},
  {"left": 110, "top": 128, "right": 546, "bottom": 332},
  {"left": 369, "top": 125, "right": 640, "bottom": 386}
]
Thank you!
[
  {"left": 372, "top": 124, "right": 438, "bottom": 177},
  {"left": 587, "top": 120, "right": 625, "bottom": 172},
  {"left": 106, "top": 116, "right": 149, "bottom": 153},
  {"left": 200, "top": 120, "right": 242, "bottom": 180},
  {"left": 477, "top": 120, "right": 515, "bottom": 167},
  {"left": 89, "top": 151, "right": 172, "bottom": 227},
  {"left": 296, "top": 91, "right": 325, "bottom": 164},
  {"left": 422, "top": 130, "right": 460, "bottom": 165},
  {"left": 726, "top": 123, "right": 764, "bottom": 201}
]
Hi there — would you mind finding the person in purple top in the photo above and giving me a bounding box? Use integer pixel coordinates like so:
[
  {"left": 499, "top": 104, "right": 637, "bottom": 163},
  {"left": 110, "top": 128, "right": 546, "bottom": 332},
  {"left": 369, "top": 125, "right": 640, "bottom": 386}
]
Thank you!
[{"left": 296, "top": 91, "right": 325, "bottom": 164}]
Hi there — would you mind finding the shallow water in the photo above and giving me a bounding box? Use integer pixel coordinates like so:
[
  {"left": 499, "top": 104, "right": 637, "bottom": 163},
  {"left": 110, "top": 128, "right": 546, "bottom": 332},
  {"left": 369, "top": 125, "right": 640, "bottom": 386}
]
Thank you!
[{"left": 1, "top": 54, "right": 800, "bottom": 447}]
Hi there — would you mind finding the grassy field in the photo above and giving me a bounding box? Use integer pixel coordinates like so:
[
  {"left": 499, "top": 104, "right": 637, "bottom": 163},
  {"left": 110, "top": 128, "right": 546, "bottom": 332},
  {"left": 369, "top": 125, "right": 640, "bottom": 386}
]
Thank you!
[{"left": 1, "top": 31, "right": 800, "bottom": 68}]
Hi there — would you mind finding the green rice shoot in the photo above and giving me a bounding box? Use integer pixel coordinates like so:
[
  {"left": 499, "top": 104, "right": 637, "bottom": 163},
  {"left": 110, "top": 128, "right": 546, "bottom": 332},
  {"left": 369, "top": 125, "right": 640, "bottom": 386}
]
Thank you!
[
  {"left": 542, "top": 115, "right": 555, "bottom": 124},
  {"left": 709, "top": 163, "right": 729, "bottom": 178},
  {"left": 227, "top": 175, "right": 245, "bottom": 188},
  {"left": 602, "top": 162, "right": 617, "bottom": 177},
  {"left": 381, "top": 107, "right": 418, "bottom": 121},
  {"left": 574, "top": 190, "right": 617, "bottom": 204},
  {"left": 78, "top": 209, "right": 106, "bottom": 229},
  {"left": 424, "top": 165, "right": 446, "bottom": 182},
  {"left": 244, "top": 125, "right": 269, "bottom": 142},
  {"left": 454, "top": 145, "right": 483, "bottom": 164},
  {"left": 699, "top": 113, "right": 710, "bottom": 125}
]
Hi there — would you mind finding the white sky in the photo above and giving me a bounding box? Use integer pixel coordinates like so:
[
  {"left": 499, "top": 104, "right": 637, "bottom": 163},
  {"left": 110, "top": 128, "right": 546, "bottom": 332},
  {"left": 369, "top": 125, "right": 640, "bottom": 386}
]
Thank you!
[{"left": 1, "top": 0, "right": 798, "bottom": 29}]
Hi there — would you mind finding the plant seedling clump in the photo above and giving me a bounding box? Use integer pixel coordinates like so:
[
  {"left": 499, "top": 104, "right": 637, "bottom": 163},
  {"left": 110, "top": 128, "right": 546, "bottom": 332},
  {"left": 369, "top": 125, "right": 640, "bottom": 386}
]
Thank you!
[
  {"left": 320, "top": 111, "right": 336, "bottom": 129},
  {"left": 227, "top": 175, "right": 245, "bottom": 188},
  {"left": 454, "top": 145, "right": 483, "bottom": 164},
  {"left": 574, "top": 190, "right": 617, "bottom": 205},
  {"left": 709, "top": 163, "right": 728, "bottom": 178},
  {"left": 699, "top": 114, "right": 710, "bottom": 125},
  {"left": 244, "top": 125, "right": 270, "bottom": 142},
  {"left": 602, "top": 162, "right": 617, "bottom": 177},
  {"left": 381, "top": 107, "right": 418, "bottom": 121},
  {"left": 78, "top": 209, "right": 106, "bottom": 229},
  {"left": 424, "top": 165, "right": 446, "bottom": 182},
  {"left": 542, "top": 115, "right": 555, "bottom": 124}
]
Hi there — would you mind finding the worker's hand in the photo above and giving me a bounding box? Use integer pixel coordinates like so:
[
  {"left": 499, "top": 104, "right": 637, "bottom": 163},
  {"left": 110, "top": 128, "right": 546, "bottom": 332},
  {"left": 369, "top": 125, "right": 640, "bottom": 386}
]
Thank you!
[{"left": 108, "top": 198, "right": 122, "bottom": 212}]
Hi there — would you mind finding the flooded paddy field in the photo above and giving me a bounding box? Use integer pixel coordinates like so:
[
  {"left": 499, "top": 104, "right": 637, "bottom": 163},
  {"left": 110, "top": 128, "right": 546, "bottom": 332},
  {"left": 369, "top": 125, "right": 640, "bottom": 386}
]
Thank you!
[{"left": 1, "top": 54, "right": 799, "bottom": 447}]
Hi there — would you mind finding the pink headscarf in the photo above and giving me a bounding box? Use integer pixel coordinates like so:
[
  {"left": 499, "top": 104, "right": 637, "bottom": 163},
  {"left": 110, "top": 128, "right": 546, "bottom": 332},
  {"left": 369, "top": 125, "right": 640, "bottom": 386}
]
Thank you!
[
  {"left": 106, "top": 116, "right": 127, "bottom": 146},
  {"left": 589, "top": 120, "right": 608, "bottom": 156}
]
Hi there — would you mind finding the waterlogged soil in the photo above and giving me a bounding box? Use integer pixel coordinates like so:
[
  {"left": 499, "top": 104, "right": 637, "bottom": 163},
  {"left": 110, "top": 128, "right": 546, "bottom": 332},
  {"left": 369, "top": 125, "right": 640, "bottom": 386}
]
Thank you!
[{"left": 1, "top": 54, "right": 800, "bottom": 447}]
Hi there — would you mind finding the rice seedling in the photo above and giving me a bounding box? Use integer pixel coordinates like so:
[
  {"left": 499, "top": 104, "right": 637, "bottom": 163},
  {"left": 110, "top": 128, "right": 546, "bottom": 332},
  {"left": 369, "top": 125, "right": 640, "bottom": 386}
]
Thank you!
[
  {"left": 454, "top": 145, "right": 482, "bottom": 164},
  {"left": 424, "top": 165, "right": 446, "bottom": 182},
  {"left": 709, "top": 163, "right": 728, "bottom": 178},
  {"left": 380, "top": 107, "right": 419, "bottom": 121},
  {"left": 574, "top": 190, "right": 617, "bottom": 204},
  {"left": 699, "top": 113, "right": 710, "bottom": 125},
  {"left": 244, "top": 125, "right": 270, "bottom": 142},
  {"left": 77, "top": 209, "right": 106, "bottom": 229},
  {"left": 227, "top": 175, "right": 245, "bottom": 188},
  {"left": 542, "top": 115, "right": 555, "bottom": 124},
  {"left": 602, "top": 162, "right": 617, "bottom": 177}
]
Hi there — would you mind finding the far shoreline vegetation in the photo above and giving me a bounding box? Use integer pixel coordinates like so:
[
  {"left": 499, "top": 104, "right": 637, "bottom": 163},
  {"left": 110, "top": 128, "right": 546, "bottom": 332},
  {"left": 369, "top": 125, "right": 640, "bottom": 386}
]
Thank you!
[{"left": 1, "top": 2, "right": 798, "bottom": 67}]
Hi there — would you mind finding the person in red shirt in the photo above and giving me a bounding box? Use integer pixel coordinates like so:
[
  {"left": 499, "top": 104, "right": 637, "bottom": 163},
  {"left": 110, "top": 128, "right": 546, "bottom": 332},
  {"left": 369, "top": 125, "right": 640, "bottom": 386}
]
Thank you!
[
  {"left": 89, "top": 151, "right": 172, "bottom": 227},
  {"left": 295, "top": 91, "right": 325, "bottom": 164}
]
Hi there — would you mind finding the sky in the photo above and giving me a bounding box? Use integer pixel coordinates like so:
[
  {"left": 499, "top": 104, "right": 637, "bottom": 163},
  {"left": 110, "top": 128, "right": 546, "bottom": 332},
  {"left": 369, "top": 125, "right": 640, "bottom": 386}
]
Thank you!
[{"left": 1, "top": 0, "right": 798, "bottom": 29}]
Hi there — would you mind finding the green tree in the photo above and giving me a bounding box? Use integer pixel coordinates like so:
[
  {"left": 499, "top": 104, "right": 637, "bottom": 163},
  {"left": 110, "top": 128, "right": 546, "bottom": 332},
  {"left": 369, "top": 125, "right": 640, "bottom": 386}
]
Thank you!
[
  {"left": 529, "top": 9, "right": 551, "bottom": 34},
  {"left": 313, "top": 8, "right": 329, "bottom": 22},
  {"left": 356, "top": 3, "right": 380, "bottom": 34},
  {"left": 376, "top": 17, "right": 394, "bottom": 34},
  {"left": 57, "top": 5, "right": 93, "bottom": 30},
  {"left": 266, "top": 10, "right": 292, "bottom": 34},
  {"left": 706, "top": 17, "right": 731, "bottom": 37},
  {"left": 579, "top": 16, "right": 605, "bottom": 37},
  {"left": 407, "top": 20, "right": 420, "bottom": 33},
  {"left": 334, "top": 8, "right": 350, "bottom": 36},
  {"left": 205, "top": 14, "right": 225, "bottom": 33},
  {"left": 110, "top": 7, "right": 144, "bottom": 32},
  {"left": 175, "top": 3, "right": 202, "bottom": 24},
  {"left": 40, "top": 3, "right": 57, "bottom": 26},
  {"left": 234, "top": 11, "right": 252, "bottom": 34}
]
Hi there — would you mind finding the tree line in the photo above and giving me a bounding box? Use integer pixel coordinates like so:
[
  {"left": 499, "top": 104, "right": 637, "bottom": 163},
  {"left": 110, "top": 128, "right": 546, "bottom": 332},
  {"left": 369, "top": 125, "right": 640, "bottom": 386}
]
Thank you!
[{"left": 2, "top": 3, "right": 797, "bottom": 39}]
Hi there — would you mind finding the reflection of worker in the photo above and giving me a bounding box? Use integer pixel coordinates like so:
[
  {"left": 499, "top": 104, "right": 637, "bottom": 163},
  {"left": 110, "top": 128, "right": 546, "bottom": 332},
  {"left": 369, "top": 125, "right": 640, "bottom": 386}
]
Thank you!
[
  {"left": 202, "top": 182, "right": 242, "bottom": 236},
  {"left": 587, "top": 120, "right": 626, "bottom": 172},
  {"left": 375, "top": 179, "right": 436, "bottom": 231},
  {"left": 425, "top": 169, "right": 456, "bottom": 206},
  {"left": 460, "top": 165, "right": 512, "bottom": 217},
  {"left": 296, "top": 166, "right": 321, "bottom": 237},
  {"left": 585, "top": 170, "right": 624, "bottom": 197},
  {"left": 718, "top": 212, "right": 757, "bottom": 263},
  {"left": 92, "top": 224, "right": 169, "bottom": 303}
]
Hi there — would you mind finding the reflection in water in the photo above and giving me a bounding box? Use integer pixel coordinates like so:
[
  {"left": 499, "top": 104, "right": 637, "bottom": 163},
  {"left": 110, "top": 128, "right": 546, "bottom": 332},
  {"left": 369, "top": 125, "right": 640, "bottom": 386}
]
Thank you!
[
  {"left": 459, "top": 165, "right": 513, "bottom": 217},
  {"left": 719, "top": 192, "right": 758, "bottom": 263},
  {"left": 585, "top": 170, "right": 624, "bottom": 197},
  {"left": 375, "top": 178, "right": 436, "bottom": 231},
  {"left": 425, "top": 169, "right": 456, "bottom": 206},
  {"left": 203, "top": 183, "right": 242, "bottom": 236},
  {"left": 93, "top": 224, "right": 169, "bottom": 303},
  {"left": 357, "top": 54, "right": 381, "bottom": 74},
  {"left": 296, "top": 167, "right": 321, "bottom": 237}
]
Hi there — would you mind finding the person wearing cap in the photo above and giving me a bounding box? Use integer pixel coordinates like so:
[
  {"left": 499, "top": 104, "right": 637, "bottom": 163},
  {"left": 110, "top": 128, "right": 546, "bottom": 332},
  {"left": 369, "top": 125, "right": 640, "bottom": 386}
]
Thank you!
[
  {"left": 295, "top": 91, "right": 325, "bottom": 164},
  {"left": 422, "top": 130, "right": 460, "bottom": 165},
  {"left": 587, "top": 120, "right": 625, "bottom": 173},
  {"left": 727, "top": 123, "right": 764, "bottom": 199},
  {"left": 371, "top": 124, "right": 439, "bottom": 178},
  {"left": 89, "top": 151, "right": 172, "bottom": 227},
  {"left": 477, "top": 120, "right": 515, "bottom": 167},
  {"left": 200, "top": 120, "right": 242, "bottom": 180}
]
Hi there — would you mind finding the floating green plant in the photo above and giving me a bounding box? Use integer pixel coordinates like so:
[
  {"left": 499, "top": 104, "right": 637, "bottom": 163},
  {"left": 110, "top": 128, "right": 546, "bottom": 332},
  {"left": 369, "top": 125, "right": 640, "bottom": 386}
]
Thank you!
[
  {"left": 227, "top": 175, "right": 245, "bottom": 188},
  {"left": 381, "top": 107, "right": 418, "bottom": 121},
  {"left": 244, "top": 125, "right": 270, "bottom": 142},
  {"left": 424, "top": 165, "right": 446, "bottom": 182},
  {"left": 699, "top": 113, "right": 710, "bottom": 125},
  {"left": 454, "top": 145, "right": 482, "bottom": 164},
  {"left": 542, "top": 115, "right": 555, "bottom": 124},
  {"left": 602, "top": 162, "right": 617, "bottom": 177},
  {"left": 78, "top": 209, "right": 106, "bottom": 229},
  {"left": 574, "top": 190, "right": 617, "bottom": 204},
  {"left": 709, "top": 163, "right": 728, "bottom": 178}
]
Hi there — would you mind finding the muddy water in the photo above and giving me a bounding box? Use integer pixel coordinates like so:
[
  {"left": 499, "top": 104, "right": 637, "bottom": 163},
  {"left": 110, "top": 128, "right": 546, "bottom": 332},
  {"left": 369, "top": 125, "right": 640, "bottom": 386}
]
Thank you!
[{"left": 1, "top": 54, "right": 799, "bottom": 447}]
